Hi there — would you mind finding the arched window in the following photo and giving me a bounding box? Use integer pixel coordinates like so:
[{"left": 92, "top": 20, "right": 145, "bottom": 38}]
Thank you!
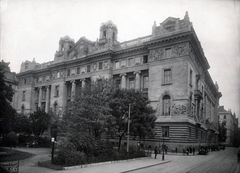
[{"left": 163, "top": 95, "right": 171, "bottom": 115}]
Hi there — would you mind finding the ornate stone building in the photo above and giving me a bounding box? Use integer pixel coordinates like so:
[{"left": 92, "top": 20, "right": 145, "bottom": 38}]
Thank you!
[
  {"left": 218, "top": 106, "right": 239, "bottom": 146},
  {"left": 16, "top": 12, "right": 222, "bottom": 149}
]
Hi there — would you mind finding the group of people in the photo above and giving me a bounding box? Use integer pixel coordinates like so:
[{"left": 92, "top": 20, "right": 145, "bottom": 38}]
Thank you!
[
  {"left": 154, "top": 146, "right": 168, "bottom": 159},
  {"left": 183, "top": 146, "right": 196, "bottom": 155}
]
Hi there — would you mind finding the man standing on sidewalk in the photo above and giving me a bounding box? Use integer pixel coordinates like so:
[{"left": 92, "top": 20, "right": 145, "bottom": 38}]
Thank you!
[{"left": 154, "top": 146, "right": 158, "bottom": 159}]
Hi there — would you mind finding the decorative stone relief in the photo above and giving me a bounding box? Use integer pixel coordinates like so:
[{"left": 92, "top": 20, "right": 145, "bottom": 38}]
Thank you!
[
  {"left": 104, "top": 61, "right": 109, "bottom": 69},
  {"left": 149, "top": 48, "right": 164, "bottom": 61},
  {"left": 172, "top": 43, "right": 189, "bottom": 56},
  {"left": 172, "top": 103, "right": 189, "bottom": 116},
  {"left": 93, "top": 63, "right": 97, "bottom": 71}
]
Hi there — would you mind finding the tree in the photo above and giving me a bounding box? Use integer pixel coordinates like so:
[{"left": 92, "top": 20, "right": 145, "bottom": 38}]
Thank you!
[
  {"left": 0, "top": 61, "right": 16, "bottom": 137},
  {"left": 108, "top": 89, "right": 156, "bottom": 149},
  {"left": 14, "top": 113, "right": 32, "bottom": 135},
  {"left": 62, "top": 79, "right": 156, "bottom": 150},
  {"left": 62, "top": 78, "right": 115, "bottom": 140},
  {"left": 29, "top": 108, "right": 51, "bottom": 137},
  {"left": 219, "top": 121, "right": 227, "bottom": 143}
]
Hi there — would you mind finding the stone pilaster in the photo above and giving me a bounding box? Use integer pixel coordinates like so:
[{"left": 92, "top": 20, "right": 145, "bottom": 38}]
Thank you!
[
  {"left": 38, "top": 87, "right": 42, "bottom": 108},
  {"left": 120, "top": 73, "right": 127, "bottom": 89},
  {"left": 71, "top": 80, "right": 76, "bottom": 101},
  {"left": 134, "top": 71, "right": 141, "bottom": 90},
  {"left": 45, "top": 85, "right": 50, "bottom": 113},
  {"left": 81, "top": 79, "right": 86, "bottom": 88}
]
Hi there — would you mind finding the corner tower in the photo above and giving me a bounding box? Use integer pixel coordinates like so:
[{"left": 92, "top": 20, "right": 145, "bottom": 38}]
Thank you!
[{"left": 98, "top": 20, "right": 118, "bottom": 48}]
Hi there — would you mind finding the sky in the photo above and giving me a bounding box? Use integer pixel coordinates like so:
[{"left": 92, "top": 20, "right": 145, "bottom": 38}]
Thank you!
[{"left": 1, "top": 0, "right": 240, "bottom": 122}]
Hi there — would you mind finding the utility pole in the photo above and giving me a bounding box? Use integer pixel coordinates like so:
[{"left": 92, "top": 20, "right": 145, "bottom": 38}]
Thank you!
[{"left": 127, "top": 104, "right": 131, "bottom": 153}]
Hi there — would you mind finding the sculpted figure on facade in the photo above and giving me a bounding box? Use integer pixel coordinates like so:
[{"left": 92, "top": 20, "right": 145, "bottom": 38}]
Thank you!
[{"left": 172, "top": 103, "right": 188, "bottom": 116}]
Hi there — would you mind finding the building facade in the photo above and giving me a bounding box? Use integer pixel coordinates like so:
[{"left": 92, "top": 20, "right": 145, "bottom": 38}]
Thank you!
[
  {"left": 218, "top": 106, "right": 239, "bottom": 146},
  {"left": 16, "top": 12, "right": 221, "bottom": 150}
]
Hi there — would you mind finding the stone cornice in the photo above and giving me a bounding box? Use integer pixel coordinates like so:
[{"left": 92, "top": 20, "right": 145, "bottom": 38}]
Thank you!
[{"left": 145, "top": 31, "right": 191, "bottom": 48}]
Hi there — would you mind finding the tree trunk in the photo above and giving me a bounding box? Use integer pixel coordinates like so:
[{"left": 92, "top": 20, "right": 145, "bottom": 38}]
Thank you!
[{"left": 118, "top": 132, "right": 125, "bottom": 150}]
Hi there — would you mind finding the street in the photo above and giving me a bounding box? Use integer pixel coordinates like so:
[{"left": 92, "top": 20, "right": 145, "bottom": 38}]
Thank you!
[
  {"left": 130, "top": 147, "right": 240, "bottom": 173},
  {"left": 11, "top": 147, "right": 240, "bottom": 173}
]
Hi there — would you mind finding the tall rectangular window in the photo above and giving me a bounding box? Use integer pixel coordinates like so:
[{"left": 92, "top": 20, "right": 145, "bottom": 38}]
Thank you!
[
  {"left": 115, "top": 61, "right": 120, "bottom": 69},
  {"left": 77, "top": 67, "right": 80, "bottom": 74},
  {"left": 99, "top": 62, "right": 103, "bottom": 70},
  {"left": 165, "top": 48, "right": 172, "bottom": 58},
  {"left": 143, "top": 55, "right": 148, "bottom": 63},
  {"left": 116, "top": 79, "right": 121, "bottom": 88},
  {"left": 36, "top": 78, "right": 39, "bottom": 83},
  {"left": 163, "top": 69, "right": 172, "bottom": 84},
  {"left": 55, "top": 86, "right": 59, "bottom": 97},
  {"left": 143, "top": 76, "right": 149, "bottom": 89},
  {"left": 128, "top": 58, "right": 134, "bottom": 66},
  {"left": 87, "top": 65, "right": 91, "bottom": 72},
  {"left": 103, "top": 30, "right": 107, "bottom": 38},
  {"left": 24, "top": 79, "right": 27, "bottom": 84},
  {"left": 22, "top": 91, "right": 26, "bottom": 101},
  {"left": 162, "top": 126, "right": 169, "bottom": 137},
  {"left": 224, "top": 115, "right": 226, "bottom": 119},
  {"left": 67, "top": 69, "right": 70, "bottom": 76},
  {"left": 129, "top": 78, "right": 135, "bottom": 89},
  {"left": 190, "top": 69, "right": 193, "bottom": 86}
]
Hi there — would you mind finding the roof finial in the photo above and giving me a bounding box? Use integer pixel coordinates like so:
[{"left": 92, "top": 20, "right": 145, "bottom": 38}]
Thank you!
[{"left": 184, "top": 11, "right": 189, "bottom": 21}]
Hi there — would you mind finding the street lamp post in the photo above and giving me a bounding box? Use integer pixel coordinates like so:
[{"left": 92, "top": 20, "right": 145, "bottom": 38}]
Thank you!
[
  {"left": 127, "top": 104, "right": 131, "bottom": 153},
  {"left": 162, "top": 134, "right": 165, "bottom": 161},
  {"left": 51, "top": 137, "right": 55, "bottom": 164}
]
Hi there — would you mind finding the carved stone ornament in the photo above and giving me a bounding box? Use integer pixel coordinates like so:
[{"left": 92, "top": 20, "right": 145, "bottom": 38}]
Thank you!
[
  {"left": 172, "top": 103, "right": 189, "bottom": 116},
  {"left": 149, "top": 49, "right": 164, "bottom": 61},
  {"left": 104, "top": 61, "right": 109, "bottom": 69},
  {"left": 172, "top": 43, "right": 188, "bottom": 56}
]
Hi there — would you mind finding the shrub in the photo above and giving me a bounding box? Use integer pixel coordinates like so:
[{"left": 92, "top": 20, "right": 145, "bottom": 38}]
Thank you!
[
  {"left": 54, "top": 142, "right": 86, "bottom": 166},
  {"left": 6, "top": 132, "right": 18, "bottom": 147}
]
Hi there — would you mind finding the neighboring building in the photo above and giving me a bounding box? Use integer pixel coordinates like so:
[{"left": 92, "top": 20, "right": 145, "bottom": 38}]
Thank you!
[
  {"left": 218, "top": 106, "right": 239, "bottom": 146},
  {"left": 16, "top": 12, "right": 222, "bottom": 150}
]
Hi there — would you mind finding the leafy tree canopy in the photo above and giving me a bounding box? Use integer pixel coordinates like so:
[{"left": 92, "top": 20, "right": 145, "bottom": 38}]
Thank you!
[
  {"left": 62, "top": 78, "right": 156, "bottom": 150},
  {"left": 0, "top": 61, "right": 16, "bottom": 137},
  {"left": 29, "top": 108, "right": 51, "bottom": 137}
]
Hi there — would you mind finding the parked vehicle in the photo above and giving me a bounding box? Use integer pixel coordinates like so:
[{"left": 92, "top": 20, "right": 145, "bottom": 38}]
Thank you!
[
  {"left": 26, "top": 141, "right": 38, "bottom": 148},
  {"left": 219, "top": 145, "right": 225, "bottom": 150},
  {"left": 198, "top": 147, "right": 208, "bottom": 155}
]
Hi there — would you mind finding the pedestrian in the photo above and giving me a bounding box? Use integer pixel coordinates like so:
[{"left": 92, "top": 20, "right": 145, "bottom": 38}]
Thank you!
[
  {"left": 154, "top": 146, "right": 158, "bottom": 159},
  {"left": 186, "top": 147, "right": 189, "bottom": 155},
  {"left": 175, "top": 147, "right": 178, "bottom": 154},
  {"left": 193, "top": 147, "right": 195, "bottom": 155},
  {"left": 159, "top": 146, "right": 161, "bottom": 154},
  {"left": 237, "top": 146, "right": 240, "bottom": 163}
]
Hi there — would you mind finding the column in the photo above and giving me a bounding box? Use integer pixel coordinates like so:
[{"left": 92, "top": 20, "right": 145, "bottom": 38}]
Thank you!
[
  {"left": 81, "top": 79, "right": 86, "bottom": 88},
  {"left": 134, "top": 71, "right": 141, "bottom": 90},
  {"left": 45, "top": 85, "right": 50, "bottom": 113},
  {"left": 71, "top": 80, "right": 76, "bottom": 101},
  {"left": 120, "top": 73, "right": 127, "bottom": 89},
  {"left": 38, "top": 87, "right": 42, "bottom": 108}
]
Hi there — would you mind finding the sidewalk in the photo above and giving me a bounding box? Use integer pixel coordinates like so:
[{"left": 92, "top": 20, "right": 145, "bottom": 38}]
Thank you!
[{"left": 61, "top": 155, "right": 170, "bottom": 173}]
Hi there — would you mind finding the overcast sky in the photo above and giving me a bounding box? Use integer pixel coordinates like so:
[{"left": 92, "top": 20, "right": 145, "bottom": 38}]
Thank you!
[{"left": 1, "top": 0, "right": 240, "bottom": 121}]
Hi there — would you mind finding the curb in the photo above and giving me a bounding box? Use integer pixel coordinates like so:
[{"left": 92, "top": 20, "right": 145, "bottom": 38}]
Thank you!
[
  {"left": 120, "top": 160, "right": 171, "bottom": 173},
  {"left": 63, "top": 157, "right": 152, "bottom": 170}
]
